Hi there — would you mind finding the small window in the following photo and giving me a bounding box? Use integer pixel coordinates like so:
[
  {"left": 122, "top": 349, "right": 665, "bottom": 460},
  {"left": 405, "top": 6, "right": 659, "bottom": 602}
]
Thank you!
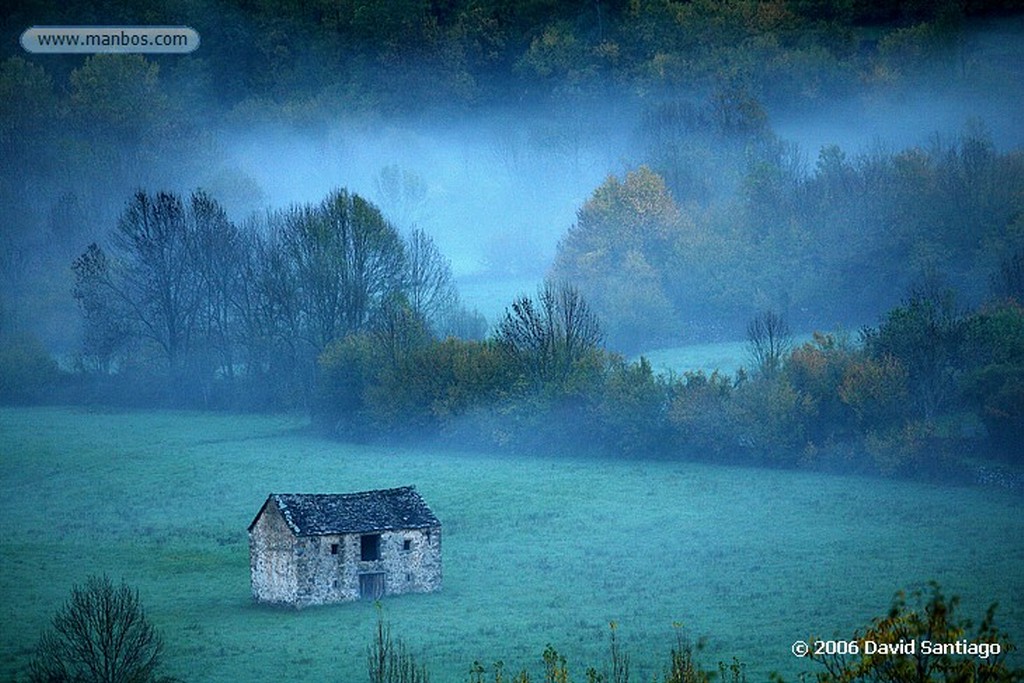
[
  {"left": 330, "top": 543, "right": 339, "bottom": 555},
  {"left": 402, "top": 539, "right": 412, "bottom": 551},
  {"left": 361, "top": 534, "right": 381, "bottom": 561}
]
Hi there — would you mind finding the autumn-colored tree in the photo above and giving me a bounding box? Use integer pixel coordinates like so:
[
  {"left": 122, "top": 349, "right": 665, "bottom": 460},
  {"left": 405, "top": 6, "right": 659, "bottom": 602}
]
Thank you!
[
  {"left": 552, "top": 166, "right": 690, "bottom": 351},
  {"left": 807, "top": 582, "right": 1023, "bottom": 683}
]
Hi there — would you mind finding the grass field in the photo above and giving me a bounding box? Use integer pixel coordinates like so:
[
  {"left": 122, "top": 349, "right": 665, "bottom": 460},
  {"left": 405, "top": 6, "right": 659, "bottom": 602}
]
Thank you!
[
  {"left": 1, "top": 407, "right": 1022, "bottom": 682},
  {"left": 637, "top": 335, "right": 817, "bottom": 378}
]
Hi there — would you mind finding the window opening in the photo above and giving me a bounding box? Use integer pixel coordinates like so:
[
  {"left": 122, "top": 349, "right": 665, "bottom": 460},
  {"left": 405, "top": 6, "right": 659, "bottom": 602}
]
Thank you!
[{"left": 361, "top": 534, "right": 381, "bottom": 561}]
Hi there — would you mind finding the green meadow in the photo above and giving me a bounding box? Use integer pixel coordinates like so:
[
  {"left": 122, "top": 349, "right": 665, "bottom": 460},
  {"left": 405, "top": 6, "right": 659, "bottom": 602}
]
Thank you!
[
  {"left": 637, "top": 335, "right": 816, "bottom": 378},
  {"left": 1, "top": 407, "right": 1021, "bottom": 682}
]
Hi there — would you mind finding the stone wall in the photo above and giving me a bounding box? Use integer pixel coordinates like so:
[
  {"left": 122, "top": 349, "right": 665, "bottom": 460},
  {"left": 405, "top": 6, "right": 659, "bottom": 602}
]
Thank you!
[
  {"left": 249, "top": 498, "right": 298, "bottom": 604},
  {"left": 250, "top": 501, "right": 442, "bottom": 607}
]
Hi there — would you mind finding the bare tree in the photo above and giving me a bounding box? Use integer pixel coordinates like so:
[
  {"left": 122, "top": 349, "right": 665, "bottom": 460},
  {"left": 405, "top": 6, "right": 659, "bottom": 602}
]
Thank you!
[
  {"left": 232, "top": 221, "right": 303, "bottom": 403},
  {"left": 190, "top": 190, "right": 243, "bottom": 382},
  {"left": 281, "top": 189, "right": 406, "bottom": 351},
  {"left": 373, "top": 165, "right": 428, "bottom": 233},
  {"left": 72, "top": 243, "right": 134, "bottom": 372},
  {"left": 28, "top": 575, "right": 170, "bottom": 683},
  {"left": 371, "top": 294, "right": 431, "bottom": 366},
  {"left": 403, "top": 228, "right": 458, "bottom": 336},
  {"left": 746, "top": 309, "right": 791, "bottom": 379},
  {"left": 109, "top": 191, "right": 203, "bottom": 370},
  {"left": 496, "top": 280, "right": 603, "bottom": 389}
]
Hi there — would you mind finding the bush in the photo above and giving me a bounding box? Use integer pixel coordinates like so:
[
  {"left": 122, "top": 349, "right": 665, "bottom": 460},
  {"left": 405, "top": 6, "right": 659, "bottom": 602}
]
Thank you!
[
  {"left": 0, "top": 332, "right": 60, "bottom": 404},
  {"left": 783, "top": 332, "right": 859, "bottom": 444},
  {"left": 366, "top": 338, "right": 512, "bottom": 439},
  {"left": 962, "top": 301, "right": 1024, "bottom": 461},
  {"left": 667, "top": 370, "right": 737, "bottom": 459},
  {"left": 315, "top": 334, "right": 382, "bottom": 438},
  {"left": 806, "top": 582, "right": 1023, "bottom": 682},
  {"left": 586, "top": 356, "right": 672, "bottom": 458}
]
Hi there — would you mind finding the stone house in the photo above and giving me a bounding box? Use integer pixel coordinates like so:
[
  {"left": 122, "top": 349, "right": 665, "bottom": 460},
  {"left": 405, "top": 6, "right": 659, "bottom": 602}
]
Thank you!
[{"left": 248, "top": 486, "right": 442, "bottom": 607}]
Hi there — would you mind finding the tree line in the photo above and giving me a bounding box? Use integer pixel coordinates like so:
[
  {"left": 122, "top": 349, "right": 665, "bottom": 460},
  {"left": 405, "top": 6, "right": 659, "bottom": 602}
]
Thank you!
[
  {"left": 2, "top": 180, "right": 1022, "bottom": 476},
  {"left": 4, "top": 0, "right": 1015, "bottom": 114},
  {"left": 68, "top": 188, "right": 484, "bottom": 409},
  {"left": 315, "top": 271, "right": 1021, "bottom": 477},
  {"left": 553, "top": 126, "right": 1024, "bottom": 351}
]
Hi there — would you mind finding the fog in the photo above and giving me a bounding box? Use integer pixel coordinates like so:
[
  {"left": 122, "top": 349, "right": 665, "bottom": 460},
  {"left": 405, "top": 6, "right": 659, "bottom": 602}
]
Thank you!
[
  {"left": 218, "top": 107, "right": 630, "bottom": 277},
  {"left": 3, "top": 9, "right": 1024, "bottom": 682},
  {"left": 3, "top": 14, "right": 1024, "bottom": 353}
]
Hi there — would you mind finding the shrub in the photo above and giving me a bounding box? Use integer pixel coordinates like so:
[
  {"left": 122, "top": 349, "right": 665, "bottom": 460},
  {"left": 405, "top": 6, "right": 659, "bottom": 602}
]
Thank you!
[
  {"left": 315, "top": 333, "right": 382, "bottom": 438},
  {"left": 962, "top": 301, "right": 1024, "bottom": 461},
  {"left": 667, "top": 370, "right": 736, "bottom": 459},
  {"left": 783, "top": 332, "right": 859, "bottom": 443},
  {"left": 806, "top": 582, "right": 1023, "bottom": 682},
  {"left": 586, "top": 356, "right": 672, "bottom": 458},
  {"left": 0, "top": 332, "right": 60, "bottom": 404},
  {"left": 728, "top": 375, "right": 815, "bottom": 462}
]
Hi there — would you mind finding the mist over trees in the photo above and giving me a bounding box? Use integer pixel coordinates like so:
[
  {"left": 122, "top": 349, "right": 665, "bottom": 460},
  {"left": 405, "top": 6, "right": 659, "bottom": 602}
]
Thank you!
[
  {"left": 553, "top": 127, "right": 1024, "bottom": 351},
  {"left": 1, "top": 0, "right": 1023, "bottom": 477},
  {"left": 65, "top": 187, "right": 478, "bottom": 409}
]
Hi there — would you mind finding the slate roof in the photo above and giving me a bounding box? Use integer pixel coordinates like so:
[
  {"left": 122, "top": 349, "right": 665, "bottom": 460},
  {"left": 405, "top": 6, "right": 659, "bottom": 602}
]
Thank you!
[{"left": 249, "top": 486, "right": 440, "bottom": 536}]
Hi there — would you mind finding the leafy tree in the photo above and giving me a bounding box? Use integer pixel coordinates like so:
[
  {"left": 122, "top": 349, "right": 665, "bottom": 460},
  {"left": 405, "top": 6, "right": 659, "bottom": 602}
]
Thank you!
[
  {"left": 68, "top": 55, "right": 180, "bottom": 185},
  {"left": 862, "top": 288, "right": 966, "bottom": 421},
  {"left": 962, "top": 301, "right": 1024, "bottom": 460},
  {"left": 315, "top": 333, "right": 381, "bottom": 437},
  {"left": 363, "top": 337, "right": 511, "bottom": 440},
  {"left": 729, "top": 374, "right": 814, "bottom": 460},
  {"left": 784, "top": 332, "right": 860, "bottom": 443},
  {"left": 991, "top": 248, "right": 1024, "bottom": 303},
  {"left": 28, "top": 575, "right": 174, "bottom": 683},
  {"left": 587, "top": 355, "right": 670, "bottom": 458},
  {"left": 0, "top": 57, "right": 58, "bottom": 201},
  {"left": 552, "top": 166, "right": 686, "bottom": 350},
  {"left": 667, "top": 370, "right": 737, "bottom": 459},
  {"left": 838, "top": 354, "right": 910, "bottom": 430}
]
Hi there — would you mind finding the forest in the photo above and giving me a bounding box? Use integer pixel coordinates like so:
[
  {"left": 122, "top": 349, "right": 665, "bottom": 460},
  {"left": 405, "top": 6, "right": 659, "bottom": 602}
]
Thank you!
[{"left": 2, "top": 0, "right": 1024, "bottom": 480}]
